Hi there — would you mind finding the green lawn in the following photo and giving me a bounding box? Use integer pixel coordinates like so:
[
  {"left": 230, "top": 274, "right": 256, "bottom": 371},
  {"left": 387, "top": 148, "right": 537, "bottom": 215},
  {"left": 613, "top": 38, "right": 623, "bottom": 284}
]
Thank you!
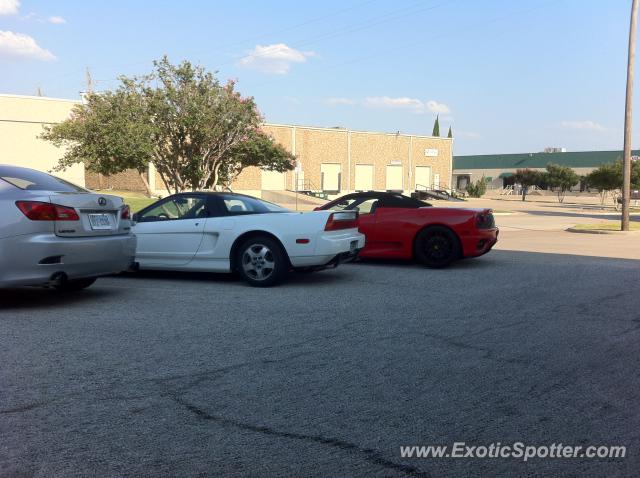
[
  {"left": 124, "top": 197, "right": 157, "bottom": 212},
  {"left": 92, "top": 190, "right": 157, "bottom": 212},
  {"left": 572, "top": 222, "right": 640, "bottom": 231}
]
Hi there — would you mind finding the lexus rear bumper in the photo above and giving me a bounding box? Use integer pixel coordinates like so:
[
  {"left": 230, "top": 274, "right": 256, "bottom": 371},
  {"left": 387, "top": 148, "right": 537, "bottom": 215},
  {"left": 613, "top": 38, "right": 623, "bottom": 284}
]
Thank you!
[{"left": 0, "top": 233, "right": 137, "bottom": 288}]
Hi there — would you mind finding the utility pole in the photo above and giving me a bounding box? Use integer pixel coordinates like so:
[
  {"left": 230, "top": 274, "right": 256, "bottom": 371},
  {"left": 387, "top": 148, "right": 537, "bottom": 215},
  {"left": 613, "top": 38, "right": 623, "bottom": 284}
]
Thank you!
[
  {"left": 622, "top": 0, "right": 638, "bottom": 231},
  {"left": 85, "top": 67, "right": 93, "bottom": 93}
]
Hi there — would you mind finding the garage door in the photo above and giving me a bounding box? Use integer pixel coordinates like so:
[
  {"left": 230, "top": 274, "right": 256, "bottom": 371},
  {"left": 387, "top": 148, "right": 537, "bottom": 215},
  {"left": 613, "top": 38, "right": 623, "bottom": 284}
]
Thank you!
[
  {"left": 386, "top": 165, "right": 403, "bottom": 191},
  {"left": 261, "top": 170, "right": 286, "bottom": 190},
  {"left": 354, "top": 164, "right": 374, "bottom": 191},
  {"left": 321, "top": 163, "right": 341, "bottom": 192},
  {"left": 415, "top": 166, "right": 431, "bottom": 190}
]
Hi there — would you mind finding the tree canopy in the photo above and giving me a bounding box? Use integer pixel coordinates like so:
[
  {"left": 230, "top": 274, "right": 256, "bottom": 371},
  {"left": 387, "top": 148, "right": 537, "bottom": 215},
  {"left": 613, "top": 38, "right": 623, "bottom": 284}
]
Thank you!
[
  {"left": 544, "top": 163, "right": 580, "bottom": 203},
  {"left": 513, "top": 168, "right": 542, "bottom": 201},
  {"left": 585, "top": 163, "right": 621, "bottom": 204},
  {"left": 42, "top": 57, "right": 294, "bottom": 194},
  {"left": 585, "top": 160, "right": 640, "bottom": 204}
]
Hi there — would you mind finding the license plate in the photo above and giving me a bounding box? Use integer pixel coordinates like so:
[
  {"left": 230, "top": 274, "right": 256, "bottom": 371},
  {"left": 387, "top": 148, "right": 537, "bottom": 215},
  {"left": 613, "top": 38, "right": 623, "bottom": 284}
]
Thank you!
[
  {"left": 350, "top": 240, "right": 358, "bottom": 253},
  {"left": 88, "top": 213, "right": 113, "bottom": 230}
]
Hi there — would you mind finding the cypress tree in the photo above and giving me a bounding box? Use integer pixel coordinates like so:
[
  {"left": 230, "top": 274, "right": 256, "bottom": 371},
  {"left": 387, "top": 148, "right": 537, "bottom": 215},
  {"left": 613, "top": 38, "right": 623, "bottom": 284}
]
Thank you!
[
  {"left": 432, "top": 115, "right": 440, "bottom": 137},
  {"left": 447, "top": 126, "right": 452, "bottom": 138}
]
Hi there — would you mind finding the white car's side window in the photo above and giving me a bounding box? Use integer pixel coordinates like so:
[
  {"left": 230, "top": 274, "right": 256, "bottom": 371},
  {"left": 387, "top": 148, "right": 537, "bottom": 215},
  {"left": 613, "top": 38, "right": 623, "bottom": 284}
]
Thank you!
[
  {"left": 224, "top": 198, "right": 254, "bottom": 213},
  {"left": 139, "top": 195, "right": 206, "bottom": 222}
]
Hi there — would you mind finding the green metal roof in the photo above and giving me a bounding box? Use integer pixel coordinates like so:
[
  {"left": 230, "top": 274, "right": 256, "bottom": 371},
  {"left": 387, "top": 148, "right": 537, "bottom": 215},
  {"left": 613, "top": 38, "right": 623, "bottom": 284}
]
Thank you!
[{"left": 453, "top": 150, "right": 640, "bottom": 170}]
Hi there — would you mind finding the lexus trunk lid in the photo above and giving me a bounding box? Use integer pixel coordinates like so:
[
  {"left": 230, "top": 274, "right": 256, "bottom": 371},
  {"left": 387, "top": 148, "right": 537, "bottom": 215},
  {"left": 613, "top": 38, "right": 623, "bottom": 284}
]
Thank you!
[{"left": 48, "top": 192, "right": 131, "bottom": 237}]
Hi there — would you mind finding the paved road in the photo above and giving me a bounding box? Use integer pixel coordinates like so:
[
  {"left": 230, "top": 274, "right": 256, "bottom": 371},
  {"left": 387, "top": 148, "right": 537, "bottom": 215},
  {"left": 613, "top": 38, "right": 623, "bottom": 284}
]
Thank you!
[{"left": 1, "top": 245, "right": 639, "bottom": 477}]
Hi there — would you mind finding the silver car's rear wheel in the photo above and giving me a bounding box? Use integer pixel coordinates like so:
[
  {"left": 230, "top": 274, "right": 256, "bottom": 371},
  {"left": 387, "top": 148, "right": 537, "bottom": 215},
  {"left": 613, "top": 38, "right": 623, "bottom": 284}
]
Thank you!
[{"left": 235, "top": 236, "right": 288, "bottom": 287}]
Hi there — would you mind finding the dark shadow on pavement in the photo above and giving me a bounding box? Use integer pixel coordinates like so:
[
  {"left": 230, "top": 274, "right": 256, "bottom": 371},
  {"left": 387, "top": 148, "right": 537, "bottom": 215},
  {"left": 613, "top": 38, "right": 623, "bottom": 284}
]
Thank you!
[
  {"left": 118, "top": 268, "right": 347, "bottom": 288},
  {"left": 355, "top": 255, "right": 494, "bottom": 270},
  {"left": 118, "top": 269, "right": 240, "bottom": 284},
  {"left": 0, "top": 286, "right": 118, "bottom": 312}
]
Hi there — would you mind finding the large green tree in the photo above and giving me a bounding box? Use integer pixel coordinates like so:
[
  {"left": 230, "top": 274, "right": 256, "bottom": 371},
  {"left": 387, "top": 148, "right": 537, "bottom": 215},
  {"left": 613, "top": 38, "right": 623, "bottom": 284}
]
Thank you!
[
  {"left": 42, "top": 57, "right": 294, "bottom": 194},
  {"left": 543, "top": 163, "right": 580, "bottom": 203},
  {"left": 447, "top": 126, "right": 452, "bottom": 138}
]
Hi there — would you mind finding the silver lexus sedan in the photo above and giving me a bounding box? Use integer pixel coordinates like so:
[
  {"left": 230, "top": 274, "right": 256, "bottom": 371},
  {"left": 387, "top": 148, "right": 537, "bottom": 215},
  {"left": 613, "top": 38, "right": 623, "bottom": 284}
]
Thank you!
[{"left": 0, "top": 165, "right": 137, "bottom": 291}]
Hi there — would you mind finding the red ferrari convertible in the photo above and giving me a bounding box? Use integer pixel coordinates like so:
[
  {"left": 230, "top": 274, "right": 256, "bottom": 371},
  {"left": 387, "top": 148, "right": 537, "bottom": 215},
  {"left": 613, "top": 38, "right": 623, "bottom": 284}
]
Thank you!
[{"left": 316, "top": 192, "right": 498, "bottom": 267}]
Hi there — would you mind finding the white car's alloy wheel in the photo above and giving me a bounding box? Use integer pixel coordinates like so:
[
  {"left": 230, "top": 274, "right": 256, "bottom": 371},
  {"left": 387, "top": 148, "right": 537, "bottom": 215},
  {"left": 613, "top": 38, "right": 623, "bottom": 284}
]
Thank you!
[
  {"left": 242, "top": 243, "right": 276, "bottom": 281},
  {"left": 236, "top": 236, "right": 288, "bottom": 287}
]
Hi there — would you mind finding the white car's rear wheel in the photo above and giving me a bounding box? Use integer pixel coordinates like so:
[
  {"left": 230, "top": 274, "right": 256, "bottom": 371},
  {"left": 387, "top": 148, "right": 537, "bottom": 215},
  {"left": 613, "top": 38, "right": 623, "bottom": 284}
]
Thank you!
[{"left": 236, "top": 236, "right": 288, "bottom": 287}]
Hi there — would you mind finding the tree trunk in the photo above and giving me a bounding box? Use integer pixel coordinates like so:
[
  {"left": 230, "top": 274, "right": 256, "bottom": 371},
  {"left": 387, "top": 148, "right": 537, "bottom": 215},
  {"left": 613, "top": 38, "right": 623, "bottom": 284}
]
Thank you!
[
  {"left": 138, "top": 171, "right": 154, "bottom": 198},
  {"left": 158, "top": 171, "right": 174, "bottom": 196}
]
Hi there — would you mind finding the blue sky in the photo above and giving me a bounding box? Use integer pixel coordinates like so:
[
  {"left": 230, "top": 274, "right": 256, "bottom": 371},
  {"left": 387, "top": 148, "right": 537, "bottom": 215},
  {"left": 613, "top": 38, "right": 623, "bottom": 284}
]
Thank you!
[{"left": 0, "top": 0, "right": 636, "bottom": 154}]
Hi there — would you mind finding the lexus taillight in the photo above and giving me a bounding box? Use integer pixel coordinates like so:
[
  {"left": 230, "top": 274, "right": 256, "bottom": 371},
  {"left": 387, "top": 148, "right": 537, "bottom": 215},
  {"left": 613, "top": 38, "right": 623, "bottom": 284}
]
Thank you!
[
  {"left": 325, "top": 212, "right": 358, "bottom": 231},
  {"left": 121, "top": 205, "right": 131, "bottom": 220},
  {"left": 15, "top": 201, "right": 80, "bottom": 221}
]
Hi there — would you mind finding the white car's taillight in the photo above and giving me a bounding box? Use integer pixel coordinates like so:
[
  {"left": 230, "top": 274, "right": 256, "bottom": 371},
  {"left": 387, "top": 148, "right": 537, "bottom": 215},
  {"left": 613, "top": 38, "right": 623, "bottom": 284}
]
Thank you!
[
  {"left": 15, "top": 201, "right": 80, "bottom": 221},
  {"left": 121, "top": 205, "right": 131, "bottom": 220},
  {"left": 325, "top": 212, "right": 358, "bottom": 231}
]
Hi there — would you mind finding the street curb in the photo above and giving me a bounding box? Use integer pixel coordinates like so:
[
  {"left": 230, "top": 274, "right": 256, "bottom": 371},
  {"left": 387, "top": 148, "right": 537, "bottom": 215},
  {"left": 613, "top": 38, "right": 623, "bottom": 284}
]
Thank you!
[{"left": 565, "top": 227, "right": 640, "bottom": 235}]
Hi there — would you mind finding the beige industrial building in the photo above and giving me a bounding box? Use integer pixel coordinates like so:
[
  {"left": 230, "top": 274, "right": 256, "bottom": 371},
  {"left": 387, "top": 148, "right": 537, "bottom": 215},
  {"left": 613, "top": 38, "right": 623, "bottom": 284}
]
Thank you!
[
  {"left": 0, "top": 94, "right": 85, "bottom": 185},
  {"left": 1, "top": 94, "right": 453, "bottom": 198}
]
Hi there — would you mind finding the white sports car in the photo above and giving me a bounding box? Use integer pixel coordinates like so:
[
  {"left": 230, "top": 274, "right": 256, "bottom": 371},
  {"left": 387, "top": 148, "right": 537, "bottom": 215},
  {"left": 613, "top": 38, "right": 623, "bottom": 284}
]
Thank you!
[{"left": 131, "top": 192, "right": 365, "bottom": 286}]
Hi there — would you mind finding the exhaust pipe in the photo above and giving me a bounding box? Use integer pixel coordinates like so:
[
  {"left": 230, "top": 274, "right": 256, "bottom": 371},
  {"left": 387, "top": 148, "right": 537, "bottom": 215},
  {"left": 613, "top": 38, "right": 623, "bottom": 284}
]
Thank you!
[{"left": 49, "top": 271, "right": 68, "bottom": 287}]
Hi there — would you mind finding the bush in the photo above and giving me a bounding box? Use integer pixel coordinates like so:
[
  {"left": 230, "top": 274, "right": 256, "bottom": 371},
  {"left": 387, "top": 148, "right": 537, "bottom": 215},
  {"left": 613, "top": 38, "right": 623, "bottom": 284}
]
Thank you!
[{"left": 466, "top": 176, "right": 487, "bottom": 198}]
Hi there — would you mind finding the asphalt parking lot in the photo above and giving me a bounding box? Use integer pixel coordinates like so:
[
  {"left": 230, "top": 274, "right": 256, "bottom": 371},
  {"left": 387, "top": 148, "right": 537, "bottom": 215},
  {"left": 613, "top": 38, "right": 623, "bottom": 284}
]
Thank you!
[{"left": 1, "top": 224, "right": 640, "bottom": 477}]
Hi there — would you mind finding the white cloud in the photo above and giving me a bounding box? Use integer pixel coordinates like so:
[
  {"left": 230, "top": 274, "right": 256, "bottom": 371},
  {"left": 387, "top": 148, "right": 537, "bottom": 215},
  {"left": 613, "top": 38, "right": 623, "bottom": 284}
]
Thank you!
[
  {"left": 560, "top": 120, "right": 605, "bottom": 131},
  {"left": 236, "top": 43, "right": 314, "bottom": 74},
  {"left": 0, "top": 30, "right": 56, "bottom": 60},
  {"left": 48, "top": 15, "right": 66, "bottom": 24},
  {"left": 364, "top": 96, "right": 423, "bottom": 110},
  {"left": 363, "top": 96, "right": 450, "bottom": 115},
  {"left": 425, "top": 100, "right": 450, "bottom": 114},
  {"left": 0, "top": 0, "right": 19, "bottom": 15},
  {"left": 326, "top": 97, "right": 355, "bottom": 105}
]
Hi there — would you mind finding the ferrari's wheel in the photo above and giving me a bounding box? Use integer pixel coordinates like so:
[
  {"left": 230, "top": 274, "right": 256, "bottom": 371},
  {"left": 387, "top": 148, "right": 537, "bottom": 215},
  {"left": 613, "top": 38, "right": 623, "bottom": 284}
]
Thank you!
[
  {"left": 414, "top": 226, "right": 460, "bottom": 268},
  {"left": 236, "top": 236, "right": 288, "bottom": 287}
]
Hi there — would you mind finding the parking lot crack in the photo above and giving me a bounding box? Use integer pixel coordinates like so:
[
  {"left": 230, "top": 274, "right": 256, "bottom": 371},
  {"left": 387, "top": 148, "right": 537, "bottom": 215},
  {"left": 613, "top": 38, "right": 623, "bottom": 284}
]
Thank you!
[
  {"left": 170, "top": 395, "right": 431, "bottom": 478},
  {"left": 0, "top": 400, "right": 51, "bottom": 414},
  {"left": 396, "top": 331, "right": 531, "bottom": 366}
]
